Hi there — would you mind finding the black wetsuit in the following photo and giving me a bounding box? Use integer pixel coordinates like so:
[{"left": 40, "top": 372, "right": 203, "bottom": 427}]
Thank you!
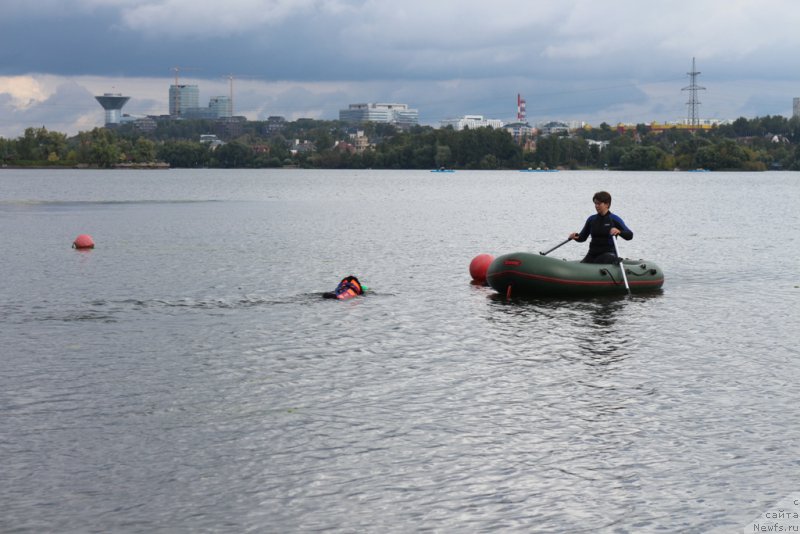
[{"left": 574, "top": 211, "right": 633, "bottom": 263}]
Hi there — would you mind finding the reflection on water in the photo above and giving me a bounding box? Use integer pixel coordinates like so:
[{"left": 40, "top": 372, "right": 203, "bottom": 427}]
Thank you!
[
  {"left": 485, "top": 292, "right": 663, "bottom": 366},
  {"left": 572, "top": 298, "right": 629, "bottom": 363},
  {"left": 480, "top": 293, "right": 670, "bottom": 439}
]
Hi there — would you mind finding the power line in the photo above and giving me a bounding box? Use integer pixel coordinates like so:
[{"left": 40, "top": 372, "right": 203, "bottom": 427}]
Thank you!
[{"left": 682, "top": 57, "right": 706, "bottom": 131}]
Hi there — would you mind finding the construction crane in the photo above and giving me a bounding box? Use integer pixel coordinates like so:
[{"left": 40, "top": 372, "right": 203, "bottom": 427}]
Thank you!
[
  {"left": 171, "top": 66, "right": 200, "bottom": 87},
  {"left": 225, "top": 74, "right": 235, "bottom": 117},
  {"left": 223, "top": 73, "right": 261, "bottom": 117}
]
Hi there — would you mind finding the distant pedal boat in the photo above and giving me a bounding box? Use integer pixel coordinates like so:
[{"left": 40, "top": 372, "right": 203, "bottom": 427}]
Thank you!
[{"left": 486, "top": 252, "right": 664, "bottom": 297}]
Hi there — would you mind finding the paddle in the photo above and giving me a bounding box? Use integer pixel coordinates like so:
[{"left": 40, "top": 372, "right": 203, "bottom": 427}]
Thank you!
[
  {"left": 540, "top": 237, "right": 572, "bottom": 256},
  {"left": 612, "top": 235, "right": 631, "bottom": 294}
]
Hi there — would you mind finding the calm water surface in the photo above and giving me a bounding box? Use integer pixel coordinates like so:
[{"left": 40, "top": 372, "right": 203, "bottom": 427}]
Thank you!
[{"left": 1, "top": 169, "right": 798, "bottom": 533}]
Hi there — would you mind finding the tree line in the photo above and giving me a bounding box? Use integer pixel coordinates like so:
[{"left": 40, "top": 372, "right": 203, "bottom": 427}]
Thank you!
[{"left": 4, "top": 115, "right": 800, "bottom": 171}]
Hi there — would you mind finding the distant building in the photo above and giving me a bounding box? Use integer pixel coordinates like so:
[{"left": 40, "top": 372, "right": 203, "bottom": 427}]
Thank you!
[
  {"left": 347, "top": 130, "right": 371, "bottom": 153},
  {"left": 95, "top": 93, "right": 130, "bottom": 126},
  {"left": 794, "top": 97, "right": 800, "bottom": 118},
  {"left": 214, "top": 116, "right": 246, "bottom": 139},
  {"left": 182, "top": 108, "right": 215, "bottom": 120},
  {"left": 642, "top": 119, "right": 731, "bottom": 133},
  {"left": 290, "top": 139, "right": 316, "bottom": 155},
  {"left": 538, "top": 121, "right": 571, "bottom": 135},
  {"left": 263, "top": 116, "right": 287, "bottom": 135},
  {"left": 503, "top": 122, "right": 535, "bottom": 143},
  {"left": 333, "top": 140, "right": 356, "bottom": 154},
  {"left": 339, "top": 103, "right": 419, "bottom": 127},
  {"left": 132, "top": 116, "right": 157, "bottom": 132},
  {"left": 200, "top": 134, "right": 224, "bottom": 149},
  {"left": 439, "top": 115, "right": 504, "bottom": 131},
  {"left": 169, "top": 84, "right": 233, "bottom": 120},
  {"left": 169, "top": 84, "right": 199, "bottom": 117},
  {"left": 208, "top": 96, "right": 232, "bottom": 119},
  {"left": 586, "top": 139, "right": 609, "bottom": 150}
]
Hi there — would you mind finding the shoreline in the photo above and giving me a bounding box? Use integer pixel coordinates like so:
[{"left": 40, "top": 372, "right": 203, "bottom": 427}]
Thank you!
[{"left": 1, "top": 163, "right": 170, "bottom": 170}]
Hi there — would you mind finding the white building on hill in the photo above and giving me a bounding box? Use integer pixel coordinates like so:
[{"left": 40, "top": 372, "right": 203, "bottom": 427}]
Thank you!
[
  {"left": 339, "top": 103, "right": 419, "bottom": 127},
  {"left": 440, "top": 115, "right": 504, "bottom": 131}
]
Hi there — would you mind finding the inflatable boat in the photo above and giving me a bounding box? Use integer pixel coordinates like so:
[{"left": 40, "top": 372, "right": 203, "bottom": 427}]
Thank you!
[{"left": 486, "top": 252, "right": 664, "bottom": 297}]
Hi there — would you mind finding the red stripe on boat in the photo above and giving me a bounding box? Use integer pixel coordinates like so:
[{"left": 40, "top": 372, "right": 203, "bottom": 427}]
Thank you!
[{"left": 487, "top": 269, "right": 663, "bottom": 287}]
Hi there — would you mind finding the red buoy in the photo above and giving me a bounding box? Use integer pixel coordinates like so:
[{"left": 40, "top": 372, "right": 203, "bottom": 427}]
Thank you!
[
  {"left": 469, "top": 253, "right": 494, "bottom": 284},
  {"left": 72, "top": 234, "right": 95, "bottom": 250}
]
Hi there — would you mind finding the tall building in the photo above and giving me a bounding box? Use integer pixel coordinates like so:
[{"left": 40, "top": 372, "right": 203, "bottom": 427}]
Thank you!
[
  {"left": 169, "top": 85, "right": 233, "bottom": 119},
  {"left": 95, "top": 93, "right": 130, "bottom": 126},
  {"left": 339, "top": 103, "right": 419, "bottom": 127},
  {"left": 793, "top": 97, "right": 800, "bottom": 118},
  {"left": 169, "top": 84, "right": 199, "bottom": 116},
  {"left": 208, "top": 96, "right": 232, "bottom": 118}
]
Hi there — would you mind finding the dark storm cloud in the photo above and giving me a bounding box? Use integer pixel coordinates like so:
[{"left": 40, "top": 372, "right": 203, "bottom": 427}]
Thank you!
[
  {"left": 0, "top": 2, "right": 704, "bottom": 82},
  {"left": 3, "top": 0, "right": 800, "bottom": 86},
  {"left": 3, "top": 0, "right": 800, "bottom": 138},
  {"left": 0, "top": 3, "right": 322, "bottom": 79}
]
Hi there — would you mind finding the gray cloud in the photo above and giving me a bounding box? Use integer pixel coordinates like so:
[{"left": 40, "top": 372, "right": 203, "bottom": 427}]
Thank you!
[
  {"left": 2, "top": 0, "right": 800, "bottom": 137},
  {"left": 0, "top": 81, "right": 97, "bottom": 136}
]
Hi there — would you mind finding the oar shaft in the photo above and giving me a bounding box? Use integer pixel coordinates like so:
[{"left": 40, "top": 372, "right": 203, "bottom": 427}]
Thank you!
[
  {"left": 540, "top": 238, "right": 571, "bottom": 256},
  {"left": 612, "top": 236, "right": 631, "bottom": 294}
]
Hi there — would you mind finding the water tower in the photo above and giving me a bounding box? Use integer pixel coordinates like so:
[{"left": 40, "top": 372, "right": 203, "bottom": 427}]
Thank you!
[{"left": 95, "top": 93, "right": 130, "bottom": 126}]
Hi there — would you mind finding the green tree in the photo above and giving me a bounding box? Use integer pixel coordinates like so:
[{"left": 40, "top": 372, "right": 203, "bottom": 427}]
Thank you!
[
  {"left": 533, "top": 135, "right": 560, "bottom": 168},
  {"left": 604, "top": 134, "right": 635, "bottom": 168},
  {"left": 693, "top": 139, "right": 753, "bottom": 170},
  {"left": 16, "top": 127, "right": 44, "bottom": 161},
  {"left": 132, "top": 138, "right": 157, "bottom": 163},
  {"left": 619, "top": 146, "right": 667, "bottom": 170},
  {"left": 0, "top": 136, "right": 17, "bottom": 162},
  {"left": 157, "top": 141, "right": 210, "bottom": 168},
  {"left": 785, "top": 144, "right": 800, "bottom": 170},
  {"left": 86, "top": 128, "right": 120, "bottom": 168},
  {"left": 480, "top": 154, "right": 499, "bottom": 169},
  {"left": 214, "top": 141, "right": 253, "bottom": 168},
  {"left": 435, "top": 144, "right": 452, "bottom": 168}
]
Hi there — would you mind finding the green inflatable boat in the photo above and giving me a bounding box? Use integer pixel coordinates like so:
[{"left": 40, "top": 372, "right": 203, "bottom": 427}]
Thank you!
[{"left": 486, "top": 252, "right": 664, "bottom": 297}]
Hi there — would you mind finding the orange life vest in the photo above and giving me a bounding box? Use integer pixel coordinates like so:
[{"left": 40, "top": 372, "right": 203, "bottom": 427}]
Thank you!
[{"left": 334, "top": 276, "right": 362, "bottom": 300}]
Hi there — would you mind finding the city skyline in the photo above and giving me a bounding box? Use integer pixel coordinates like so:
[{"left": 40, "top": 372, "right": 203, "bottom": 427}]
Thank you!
[{"left": 3, "top": 1, "right": 800, "bottom": 138}]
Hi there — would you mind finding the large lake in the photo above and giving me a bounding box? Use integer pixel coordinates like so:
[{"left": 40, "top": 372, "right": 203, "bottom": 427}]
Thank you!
[{"left": 1, "top": 169, "right": 798, "bottom": 533}]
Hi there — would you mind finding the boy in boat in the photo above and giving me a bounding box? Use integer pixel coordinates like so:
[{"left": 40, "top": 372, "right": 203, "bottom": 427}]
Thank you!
[
  {"left": 568, "top": 191, "right": 633, "bottom": 264},
  {"left": 323, "top": 275, "right": 364, "bottom": 300}
]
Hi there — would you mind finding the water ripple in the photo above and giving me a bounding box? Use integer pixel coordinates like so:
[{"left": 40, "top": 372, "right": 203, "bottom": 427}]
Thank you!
[{"left": 2, "top": 170, "right": 799, "bottom": 533}]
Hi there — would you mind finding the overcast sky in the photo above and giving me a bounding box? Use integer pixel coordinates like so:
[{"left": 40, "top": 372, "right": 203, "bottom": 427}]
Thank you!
[{"left": 2, "top": 0, "right": 800, "bottom": 137}]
